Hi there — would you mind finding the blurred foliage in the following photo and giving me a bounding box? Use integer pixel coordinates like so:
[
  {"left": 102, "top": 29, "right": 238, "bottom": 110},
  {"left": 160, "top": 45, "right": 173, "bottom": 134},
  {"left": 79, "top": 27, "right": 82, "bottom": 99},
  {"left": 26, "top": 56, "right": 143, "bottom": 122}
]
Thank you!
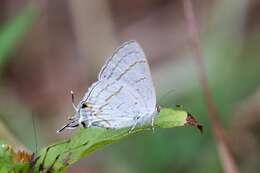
[
  {"left": 0, "top": 142, "right": 31, "bottom": 173},
  {"left": 0, "top": 5, "right": 37, "bottom": 72}
]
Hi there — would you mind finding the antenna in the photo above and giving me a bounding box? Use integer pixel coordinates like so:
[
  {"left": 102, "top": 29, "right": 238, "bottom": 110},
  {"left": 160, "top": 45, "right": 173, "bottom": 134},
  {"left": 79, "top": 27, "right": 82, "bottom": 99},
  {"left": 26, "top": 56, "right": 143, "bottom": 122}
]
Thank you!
[{"left": 70, "top": 90, "right": 77, "bottom": 111}]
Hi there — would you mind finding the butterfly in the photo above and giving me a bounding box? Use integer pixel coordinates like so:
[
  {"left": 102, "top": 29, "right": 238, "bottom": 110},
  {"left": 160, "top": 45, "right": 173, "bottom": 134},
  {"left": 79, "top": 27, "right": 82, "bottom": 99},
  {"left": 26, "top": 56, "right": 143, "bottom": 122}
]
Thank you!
[{"left": 57, "top": 41, "right": 158, "bottom": 133}]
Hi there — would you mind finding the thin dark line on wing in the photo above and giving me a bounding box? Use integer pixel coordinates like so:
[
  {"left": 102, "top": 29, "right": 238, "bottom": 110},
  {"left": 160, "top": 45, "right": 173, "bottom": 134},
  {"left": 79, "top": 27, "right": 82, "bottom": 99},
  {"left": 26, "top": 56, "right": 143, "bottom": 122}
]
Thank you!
[
  {"left": 106, "top": 57, "right": 124, "bottom": 79},
  {"left": 133, "top": 77, "right": 147, "bottom": 106},
  {"left": 105, "top": 86, "right": 123, "bottom": 102},
  {"left": 99, "top": 102, "right": 110, "bottom": 110},
  {"left": 116, "top": 60, "right": 146, "bottom": 81},
  {"left": 92, "top": 116, "right": 111, "bottom": 127},
  {"left": 107, "top": 50, "right": 139, "bottom": 79},
  {"left": 99, "top": 41, "right": 136, "bottom": 79},
  {"left": 116, "top": 102, "right": 124, "bottom": 109},
  {"left": 134, "top": 77, "right": 146, "bottom": 83},
  {"left": 94, "top": 82, "right": 115, "bottom": 104}
]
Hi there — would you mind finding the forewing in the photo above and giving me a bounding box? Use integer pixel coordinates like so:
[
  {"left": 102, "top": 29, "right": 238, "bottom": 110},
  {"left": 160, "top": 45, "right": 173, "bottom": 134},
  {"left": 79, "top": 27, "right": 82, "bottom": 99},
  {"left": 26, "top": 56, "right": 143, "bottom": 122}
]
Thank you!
[{"left": 98, "top": 41, "right": 156, "bottom": 113}]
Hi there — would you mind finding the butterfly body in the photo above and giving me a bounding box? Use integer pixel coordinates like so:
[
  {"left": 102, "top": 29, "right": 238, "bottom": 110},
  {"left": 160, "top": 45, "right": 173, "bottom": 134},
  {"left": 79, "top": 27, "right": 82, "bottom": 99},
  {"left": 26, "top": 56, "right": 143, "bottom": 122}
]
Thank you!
[{"left": 58, "top": 41, "right": 157, "bottom": 132}]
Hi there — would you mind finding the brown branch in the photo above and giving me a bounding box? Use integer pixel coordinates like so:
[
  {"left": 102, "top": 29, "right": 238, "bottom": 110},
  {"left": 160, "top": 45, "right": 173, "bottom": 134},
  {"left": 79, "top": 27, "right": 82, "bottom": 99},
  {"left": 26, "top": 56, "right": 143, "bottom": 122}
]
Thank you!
[{"left": 182, "top": 1, "right": 239, "bottom": 173}]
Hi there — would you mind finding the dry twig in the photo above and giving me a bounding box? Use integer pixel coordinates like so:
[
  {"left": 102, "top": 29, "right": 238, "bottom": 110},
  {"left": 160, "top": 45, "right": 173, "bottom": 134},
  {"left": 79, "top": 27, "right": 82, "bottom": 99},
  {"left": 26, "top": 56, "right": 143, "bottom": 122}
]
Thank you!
[{"left": 182, "top": 1, "right": 239, "bottom": 173}]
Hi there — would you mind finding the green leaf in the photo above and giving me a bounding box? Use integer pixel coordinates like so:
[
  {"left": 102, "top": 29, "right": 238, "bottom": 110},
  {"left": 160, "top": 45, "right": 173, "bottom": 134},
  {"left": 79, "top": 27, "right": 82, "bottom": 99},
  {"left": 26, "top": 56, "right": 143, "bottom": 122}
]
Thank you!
[
  {"left": 0, "top": 108, "right": 202, "bottom": 173},
  {"left": 0, "top": 5, "right": 38, "bottom": 71},
  {"left": 33, "top": 108, "right": 201, "bottom": 172}
]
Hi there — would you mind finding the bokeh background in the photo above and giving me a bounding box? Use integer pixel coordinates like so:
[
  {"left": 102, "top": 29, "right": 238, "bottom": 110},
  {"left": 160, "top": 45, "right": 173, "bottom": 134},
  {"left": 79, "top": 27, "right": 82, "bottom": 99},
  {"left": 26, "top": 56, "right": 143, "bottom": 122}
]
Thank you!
[{"left": 0, "top": 0, "right": 260, "bottom": 172}]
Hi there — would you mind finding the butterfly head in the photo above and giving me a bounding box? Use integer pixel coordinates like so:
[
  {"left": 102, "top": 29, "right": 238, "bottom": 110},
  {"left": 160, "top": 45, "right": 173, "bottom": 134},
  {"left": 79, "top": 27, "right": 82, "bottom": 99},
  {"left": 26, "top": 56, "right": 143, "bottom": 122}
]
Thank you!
[
  {"left": 76, "top": 102, "right": 94, "bottom": 128},
  {"left": 80, "top": 101, "right": 94, "bottom": 115},
  {"left": 69, "top": 91, "right": 92, "bottom": 117},
  {"left": 69, "top": 102, "right": 93, "bottom": 119},
  {"left": 80, "top": 102, "right": 92, "bottom": 109},
  {"left": 57, "top": 102, "right": 94, "bottom": 132}
]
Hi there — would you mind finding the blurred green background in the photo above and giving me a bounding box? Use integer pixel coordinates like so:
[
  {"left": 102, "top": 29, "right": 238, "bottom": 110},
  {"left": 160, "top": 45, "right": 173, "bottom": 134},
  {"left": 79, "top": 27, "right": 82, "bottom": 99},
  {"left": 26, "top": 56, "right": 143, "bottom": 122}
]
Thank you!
[{"left": 0, "top": 0, "right": 259, "bottom": 173}]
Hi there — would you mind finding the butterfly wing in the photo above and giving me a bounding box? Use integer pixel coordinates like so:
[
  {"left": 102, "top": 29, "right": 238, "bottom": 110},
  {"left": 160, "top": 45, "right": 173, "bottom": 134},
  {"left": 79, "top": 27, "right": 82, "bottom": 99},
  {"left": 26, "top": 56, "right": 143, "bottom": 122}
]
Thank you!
[
  {"left": 58, "top": 41, "right": 157, "bottom": 131},
  {"left": 98, "top": 41, "right": 156, "bottom": 113},
  {"left": 80, "top": 79, "right": 149, "bottom": 128}
]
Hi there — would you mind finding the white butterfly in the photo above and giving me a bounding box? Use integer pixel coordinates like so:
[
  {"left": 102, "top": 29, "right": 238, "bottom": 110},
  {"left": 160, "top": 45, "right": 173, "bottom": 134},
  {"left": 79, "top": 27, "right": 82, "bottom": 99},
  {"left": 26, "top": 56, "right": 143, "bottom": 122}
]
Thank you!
[{"left": 57, "top": 41, "right": 158, "bottom": 133}]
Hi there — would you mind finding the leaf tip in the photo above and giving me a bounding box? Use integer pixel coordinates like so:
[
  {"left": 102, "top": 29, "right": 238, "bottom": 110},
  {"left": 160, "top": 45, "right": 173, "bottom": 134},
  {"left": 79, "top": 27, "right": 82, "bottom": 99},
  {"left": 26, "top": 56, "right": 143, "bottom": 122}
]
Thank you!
[{"left": 186, "top": 112, "right": 203, "bottom": 134}]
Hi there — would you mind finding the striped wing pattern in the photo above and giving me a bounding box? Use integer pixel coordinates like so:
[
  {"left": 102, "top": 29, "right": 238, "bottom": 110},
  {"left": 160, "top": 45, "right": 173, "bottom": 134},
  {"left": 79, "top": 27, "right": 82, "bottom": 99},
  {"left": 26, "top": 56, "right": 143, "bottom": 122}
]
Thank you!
[
  {"left": 97, "top": 41, "right": 156, "bottom": 113},
  {"left": 58, "top": 41, "right": 156, "bottom": 131}
]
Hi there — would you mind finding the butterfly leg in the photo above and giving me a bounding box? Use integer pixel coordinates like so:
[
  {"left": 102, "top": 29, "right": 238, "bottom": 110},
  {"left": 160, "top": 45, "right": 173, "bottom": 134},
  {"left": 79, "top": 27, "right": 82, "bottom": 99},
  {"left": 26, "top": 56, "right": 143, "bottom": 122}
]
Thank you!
[
  {"left": 128, "top": 116, "right": 140, "bottom": 134},
  {"left": 81, "top": 122, "right": 87, "bottom": 128},
  {"left": 151, "top": 117, "right": 155, "bottom": 133},
  {"left": 128, "top": 123, "right": 137, "bottom": 134},
  {"left": 78, "top": 117, "right": 91, "bottom": 128},
  {"left": 57, "top": 119, "right": 79, "bottom": 133},
  {"left": 87, "top": 119, "right": 93, "bottom": 128}
]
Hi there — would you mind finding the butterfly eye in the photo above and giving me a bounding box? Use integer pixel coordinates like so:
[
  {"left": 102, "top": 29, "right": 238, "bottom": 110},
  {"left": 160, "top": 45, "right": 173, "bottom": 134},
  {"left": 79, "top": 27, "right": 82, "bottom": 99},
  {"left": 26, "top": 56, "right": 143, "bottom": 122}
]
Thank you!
[
  {"left": 81, "top": 103, "right": 92, "bottom": 109},
  {"left": 81, "top": 103, "right": 87, "bottom": 108}
]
